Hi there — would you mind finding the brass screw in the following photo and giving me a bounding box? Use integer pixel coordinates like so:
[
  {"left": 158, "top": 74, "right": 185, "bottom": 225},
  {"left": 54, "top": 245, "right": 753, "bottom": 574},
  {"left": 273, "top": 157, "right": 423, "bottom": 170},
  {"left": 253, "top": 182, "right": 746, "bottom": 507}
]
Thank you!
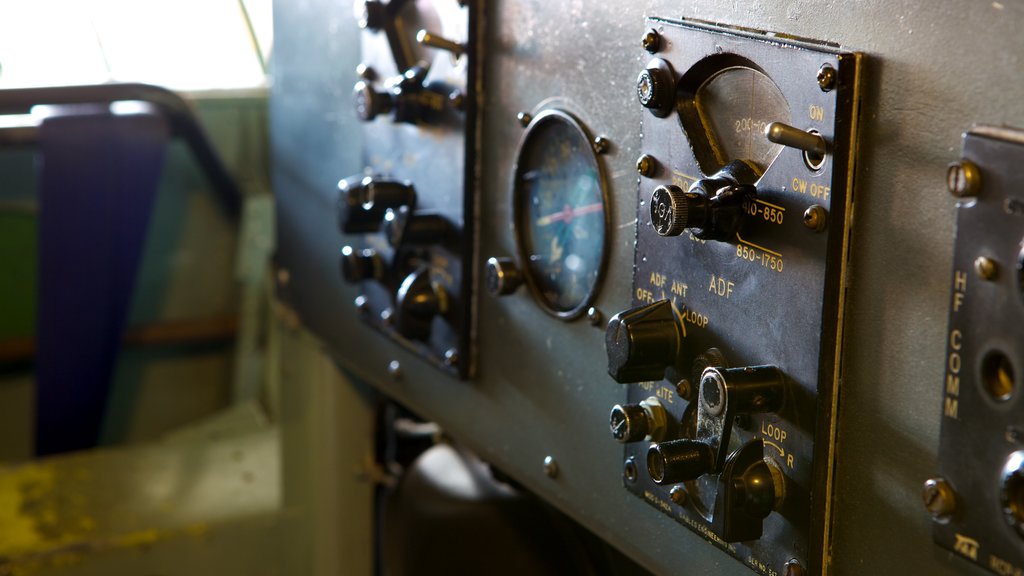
[
  {"left": 675, "top": 379, "right": 692, "bottom": 401},
  {"left": 816, "top": 64, "right": 836, "bottom": 92},
  {"left": 922, "top": 477, "right": 957, "bottom": 520},
  {"left": 974, "top": 256, "right": 997, "bottom": 280},
  {"left": 517, "top": 111, "right": 532, "bottom": 127},
  {"left": 386, "top": 360, "right": 402, "bottom": 381},
  {"left": 593, "top": 136, "right": 610, "bottom": 154},
  {"left": 543, "top": 456, "right": 559, "bottom": 479},
  {"left": 587, "top": 307, "right": 603, "bottom": 326},
  {"left": 784, "top": 560, "right": 806, "bottom": 576},
  {"left": 636, "top": 154, "right": 656, "bottom": 177},
  {"left": 623, "top": 457, "right": 638, "bottom": 482},
  {"left": 443, "top": 348, "right": 460, "bottom": 367},
  {"left": 642, "top": 29, "right": 660, "bottom": 53},
  {"left": 803, "top": 205, "right": 827, "bottom": 232},
  {"left": 947, "top": 160, "right": 981, "bottom": 198},
  {"left": 669, "top": 485, "right": 688, "bottom": 506},
  {"left": 354, "top": 295, "right": 369, "bottom": 315}
]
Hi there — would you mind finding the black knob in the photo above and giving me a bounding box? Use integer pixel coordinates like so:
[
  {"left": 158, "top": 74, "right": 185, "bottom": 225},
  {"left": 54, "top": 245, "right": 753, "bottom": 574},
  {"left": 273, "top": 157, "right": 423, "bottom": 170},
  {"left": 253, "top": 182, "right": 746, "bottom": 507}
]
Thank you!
[
  {"left": 339, "top": 246, "right": 384, "bottom": 283},
  {"left": 486, "top": 257, "right": 522, "bottom": 296},
  {"left": 650, "top": 185, "right": 709, "bottom": 237},
  {"left": 637, "top": 67, "right": 671, "bottom": 113},
  {"left": 385, "top": 208, "right": 454, "bottom": 247},
  {"left": 395, "top": 267, "right": 445, "bottom": 341},
  {"left": 647, "top": 439, "right": 714, "bottom": 485},
  {"left": 353, "top": 79, "right": 393, "bottom": 122},
  {"left": 605, "top": 299, "right": 683, "bottom": 383},
  {"left": 338, "top": 176, "right": 416, "bottom": 234}
]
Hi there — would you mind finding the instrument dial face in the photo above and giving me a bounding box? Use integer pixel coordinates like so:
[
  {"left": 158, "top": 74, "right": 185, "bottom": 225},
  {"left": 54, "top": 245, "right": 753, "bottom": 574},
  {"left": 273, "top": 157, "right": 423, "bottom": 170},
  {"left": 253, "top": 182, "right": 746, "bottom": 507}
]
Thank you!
[
  {"left": 679, "top": 62, "right": 792, "bottom": 175},
  {"left": 513, "top": 110, "right": 609, "bottom": 319}
]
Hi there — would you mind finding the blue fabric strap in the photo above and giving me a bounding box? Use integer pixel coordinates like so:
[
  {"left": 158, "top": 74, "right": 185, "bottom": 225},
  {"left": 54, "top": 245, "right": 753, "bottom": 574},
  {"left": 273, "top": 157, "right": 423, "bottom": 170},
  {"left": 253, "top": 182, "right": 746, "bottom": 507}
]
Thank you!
[{"left": 35, "top": 109, "right": 169, "bottom": 456}]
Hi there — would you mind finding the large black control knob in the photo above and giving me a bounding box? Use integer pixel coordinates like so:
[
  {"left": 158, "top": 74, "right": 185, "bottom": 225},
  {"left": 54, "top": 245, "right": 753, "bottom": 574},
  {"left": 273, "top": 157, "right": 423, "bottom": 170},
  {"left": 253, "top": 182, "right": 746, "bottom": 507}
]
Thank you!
[
  {"left": 395, "top": 267, "right": 446, "bottom": 341},
  {"left": 338, "top": 176, "right": 416, "bottom": 234},
  {"left": 605, "top": 299, "right": 684, "bottom": 383}
]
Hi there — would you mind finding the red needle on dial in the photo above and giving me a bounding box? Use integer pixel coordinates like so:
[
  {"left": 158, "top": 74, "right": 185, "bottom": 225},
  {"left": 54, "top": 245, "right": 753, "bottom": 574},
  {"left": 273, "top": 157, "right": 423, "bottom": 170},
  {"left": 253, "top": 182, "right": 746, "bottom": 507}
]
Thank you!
[{"left": 535, "top": 202, "right": 602, "bottom": 227}]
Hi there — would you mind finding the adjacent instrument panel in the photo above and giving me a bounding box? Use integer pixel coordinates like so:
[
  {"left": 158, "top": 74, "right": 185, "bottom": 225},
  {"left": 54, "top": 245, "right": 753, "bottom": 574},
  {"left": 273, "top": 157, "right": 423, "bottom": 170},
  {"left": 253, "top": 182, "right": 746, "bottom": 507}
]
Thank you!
[
  {"left": 335, "top": 0, "right": 481, "bottom": 378},
  {"left": 604, "top": 19, "right": 860, "bottom": 574},
  {"left": 927, "top": 126, "right": 1024, "bottom": 576}
]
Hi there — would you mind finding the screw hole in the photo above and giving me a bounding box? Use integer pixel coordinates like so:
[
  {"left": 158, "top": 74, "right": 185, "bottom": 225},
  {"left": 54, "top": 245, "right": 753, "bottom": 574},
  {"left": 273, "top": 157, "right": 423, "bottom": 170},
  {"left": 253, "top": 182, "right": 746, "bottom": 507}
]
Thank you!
[{"left": 982, "top": 350, "right": 1016, "bottom": 402}]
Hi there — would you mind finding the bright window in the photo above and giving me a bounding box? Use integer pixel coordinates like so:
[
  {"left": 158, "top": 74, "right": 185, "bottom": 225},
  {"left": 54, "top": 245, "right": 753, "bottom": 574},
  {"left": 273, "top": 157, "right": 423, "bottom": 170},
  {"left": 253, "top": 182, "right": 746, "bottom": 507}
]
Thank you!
[{"left": 0, "top": 0, "right": 272, "bottom": 90}]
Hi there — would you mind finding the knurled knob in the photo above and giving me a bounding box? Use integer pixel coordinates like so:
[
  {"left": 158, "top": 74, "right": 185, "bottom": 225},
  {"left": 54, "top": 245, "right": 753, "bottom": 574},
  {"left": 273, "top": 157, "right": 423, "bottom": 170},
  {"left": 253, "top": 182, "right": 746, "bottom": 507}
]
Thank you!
[
  {"left": 650, "top": 185, "right": 708, "bottom": 237},
  {"left": 647, "top": 439, "right": 714, "bottom": 485}
]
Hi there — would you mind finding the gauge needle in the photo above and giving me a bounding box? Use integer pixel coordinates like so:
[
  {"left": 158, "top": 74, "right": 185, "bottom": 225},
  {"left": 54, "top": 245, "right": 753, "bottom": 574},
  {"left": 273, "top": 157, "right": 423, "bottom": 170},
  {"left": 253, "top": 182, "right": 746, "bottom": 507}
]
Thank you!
[{"left": 535, "top": 202, "right": 603, "bottom": 227}]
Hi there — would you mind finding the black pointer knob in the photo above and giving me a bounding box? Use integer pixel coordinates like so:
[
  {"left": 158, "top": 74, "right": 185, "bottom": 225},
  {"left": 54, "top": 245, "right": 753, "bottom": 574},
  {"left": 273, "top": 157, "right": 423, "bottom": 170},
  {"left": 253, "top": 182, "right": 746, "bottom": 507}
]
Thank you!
[{"left": 605, "top": 299, "right": 683, "bottom": 383}]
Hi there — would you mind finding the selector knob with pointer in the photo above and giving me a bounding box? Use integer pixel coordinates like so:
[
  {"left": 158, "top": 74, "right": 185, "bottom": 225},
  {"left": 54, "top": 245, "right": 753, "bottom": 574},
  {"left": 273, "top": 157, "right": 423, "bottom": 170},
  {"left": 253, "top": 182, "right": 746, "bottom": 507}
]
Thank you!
[{"left": 606, "top": 299, "right": 685, "bottom": 383}]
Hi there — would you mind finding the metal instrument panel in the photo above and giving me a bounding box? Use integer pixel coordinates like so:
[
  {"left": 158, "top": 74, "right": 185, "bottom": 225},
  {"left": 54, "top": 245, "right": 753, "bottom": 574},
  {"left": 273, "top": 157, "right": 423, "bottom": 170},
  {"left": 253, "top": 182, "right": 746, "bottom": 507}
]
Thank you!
[{"left": 271, "top": 1, "right": 1024, "bottom": 574}]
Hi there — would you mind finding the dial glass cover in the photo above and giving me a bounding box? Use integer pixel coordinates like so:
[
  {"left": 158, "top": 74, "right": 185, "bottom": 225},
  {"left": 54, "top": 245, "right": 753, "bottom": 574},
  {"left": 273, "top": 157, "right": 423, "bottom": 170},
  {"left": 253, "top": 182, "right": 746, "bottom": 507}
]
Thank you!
[
  {"left": 514, "top": 110, "right": 608, "bottom": 318},
  {"left": 685, "top": 64, "right": 792, "bottom": 174}
]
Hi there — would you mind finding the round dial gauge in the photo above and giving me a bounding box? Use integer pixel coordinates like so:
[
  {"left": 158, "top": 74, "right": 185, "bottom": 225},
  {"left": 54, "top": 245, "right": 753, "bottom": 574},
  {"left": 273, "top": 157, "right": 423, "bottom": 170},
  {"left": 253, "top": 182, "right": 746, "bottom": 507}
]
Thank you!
[{"left": 513, "top": 110, "right": 609, "bottom": 319}]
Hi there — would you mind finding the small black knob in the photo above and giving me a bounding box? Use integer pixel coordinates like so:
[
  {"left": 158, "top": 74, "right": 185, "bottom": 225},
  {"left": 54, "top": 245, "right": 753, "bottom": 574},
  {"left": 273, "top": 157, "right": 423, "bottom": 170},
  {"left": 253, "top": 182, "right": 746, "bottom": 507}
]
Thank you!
[
  {"left": 610, "top": 403, "right": 650, "bottom": 443},
  {"left": 650, "top": 185, "right": 709, "bottom": 237},
  {"left": 356, "top": 0, "right": 387, "bottom": 30},
  {"left": 486, "top": 257, "right": 522, "bottom": 296},
  {"left": 605, "top": 299, "right": 683, "bottom": 383},
  {"left": 637, "top": 67, "right": 672, "bottom": 112},
  {"left": 339, "top": 246, "right": 384, "bottom": 283},
  {"left": 353, "top": 80, "right": 392, "bottom": 122},
  {"left": 395, "top": 267, "right": 445, "bottom": 341},
  {"left": 338, "top": 176, "right": 416, "bottom": 234},
  {"left": 647, "top": 439, "right": 714, "bottom": 485}
]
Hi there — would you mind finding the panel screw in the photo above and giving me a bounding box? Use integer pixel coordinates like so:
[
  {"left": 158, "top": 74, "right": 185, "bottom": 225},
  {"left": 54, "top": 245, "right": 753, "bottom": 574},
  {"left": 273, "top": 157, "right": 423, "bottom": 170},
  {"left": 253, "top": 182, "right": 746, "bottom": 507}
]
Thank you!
[
  {"left": 922, "top": 477, "right": 957, "bottom": 520},
  {"left": 355, "top": 63, "right": 377, "bottom": 82},
  {"left": 642, "top": 28, "right": 661, "bottom": 53},
  {"left": 380, "top": 307, "right": 395, "bottom": 325},
  {"left": 636, "top": 154, "right": 656, "bottom": 177},
  {"left": 593, "top": 136, "right": 610, "bottom": 154},
  {"left": 543, "top": 456, "right": 559, "bottom": 479},
  {"left": 784, "top": 559, "right": 806, "bottom": 576},
  {"left": 448, "top": 90, "right": 465, "bottom": 111},
  {"left": 816, "top": 64, "right": 836, "bottom": 92},
  {"left": 386, "top": 360, "right": 402, "bottom": 381},
  {"left": 669, "top": 485, "right": 688, "bottom": 506},
  {"left": 443, "top": 348, "right": 460, "bottom": 367},
  {"left": 354, "top": 295, "right": 369, "bottom": 315},
  {"left": 947, "top": 160, "right": 981, "bottom": 198},
  {"left": 276, "top": 268, "right": 291, "bottom": 287},
  {"left": 675, "top": 379, "right": 692, "bottom": 402},
  {"left": 803, "top": 205, "right": 827, "bottom": 232},
  {"left": 624, "top": 457, "right": 638, "bottom": 483},
  {"left": 517, "top": 111, "right": 532, "bottom": 127},
  {"left": 974, "top": 256, "right": 997, "bottom": 280},
  {"left": 587, "top": 306, "right": 603, "bottom": 326}
]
